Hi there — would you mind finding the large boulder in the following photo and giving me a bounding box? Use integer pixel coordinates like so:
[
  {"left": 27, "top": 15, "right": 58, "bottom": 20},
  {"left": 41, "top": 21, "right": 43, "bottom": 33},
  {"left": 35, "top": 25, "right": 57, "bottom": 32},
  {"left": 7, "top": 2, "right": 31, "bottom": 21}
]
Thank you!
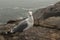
[{"left": 33, "top": 1, "right": 60, "bottom": 29}]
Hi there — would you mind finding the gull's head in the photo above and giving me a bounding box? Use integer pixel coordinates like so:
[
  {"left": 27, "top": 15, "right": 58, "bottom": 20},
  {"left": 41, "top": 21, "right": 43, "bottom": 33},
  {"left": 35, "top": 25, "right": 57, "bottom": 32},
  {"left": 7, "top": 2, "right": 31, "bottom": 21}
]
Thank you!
[{"left": 28, "top": 11, "right": 33, "bottom": 16}]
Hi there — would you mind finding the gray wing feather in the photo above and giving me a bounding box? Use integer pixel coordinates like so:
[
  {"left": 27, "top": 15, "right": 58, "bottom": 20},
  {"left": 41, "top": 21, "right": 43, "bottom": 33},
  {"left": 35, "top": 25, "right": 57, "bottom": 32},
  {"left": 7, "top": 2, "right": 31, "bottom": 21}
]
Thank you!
[{"left": 11, "top": 21, "right": 28, "bottom": 33}]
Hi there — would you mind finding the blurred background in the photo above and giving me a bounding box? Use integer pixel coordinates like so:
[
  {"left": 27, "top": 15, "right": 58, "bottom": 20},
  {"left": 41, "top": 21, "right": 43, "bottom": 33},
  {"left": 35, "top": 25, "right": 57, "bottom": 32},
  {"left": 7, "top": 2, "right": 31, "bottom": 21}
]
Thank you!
[{"left": 0, "top": 0, "right": 60, "bottom": 23}]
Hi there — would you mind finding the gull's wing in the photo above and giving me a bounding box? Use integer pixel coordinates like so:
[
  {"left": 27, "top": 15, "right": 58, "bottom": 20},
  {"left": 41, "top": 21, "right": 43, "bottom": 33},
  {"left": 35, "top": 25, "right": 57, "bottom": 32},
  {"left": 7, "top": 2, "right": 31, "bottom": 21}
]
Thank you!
[{"left": 10, "top": 20, "right": 28, "bottom": 33}]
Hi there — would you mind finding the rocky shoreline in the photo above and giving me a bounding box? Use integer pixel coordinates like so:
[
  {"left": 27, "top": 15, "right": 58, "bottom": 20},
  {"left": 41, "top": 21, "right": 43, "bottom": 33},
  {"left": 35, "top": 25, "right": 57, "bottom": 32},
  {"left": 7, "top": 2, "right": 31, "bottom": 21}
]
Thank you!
[{"left": 0, "top": 1, "right": 60, "bottom": 40}]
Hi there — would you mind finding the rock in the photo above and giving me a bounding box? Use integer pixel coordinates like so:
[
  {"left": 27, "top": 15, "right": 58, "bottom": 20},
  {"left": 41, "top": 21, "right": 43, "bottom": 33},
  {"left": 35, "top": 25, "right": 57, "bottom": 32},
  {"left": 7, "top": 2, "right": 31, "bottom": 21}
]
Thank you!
[
  {"left": 7, "top": 17, "right": 27, "bottom": 24},
  {"left": 7, "top": 20, "right": 21, "bottom": 24},
  {"left": 33, "top": 1, "right": 60, "bottom": 29},
  {"left": 0, "top": 35, "right": 4, "bottom": 40},
  {"left": 1, "top": 27, "right": 60, "bottom": 40}
]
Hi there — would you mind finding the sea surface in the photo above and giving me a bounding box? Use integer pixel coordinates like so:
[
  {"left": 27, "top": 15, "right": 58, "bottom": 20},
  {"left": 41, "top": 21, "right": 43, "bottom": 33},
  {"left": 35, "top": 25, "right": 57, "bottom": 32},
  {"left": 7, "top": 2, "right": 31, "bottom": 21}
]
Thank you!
[{"left": 0, "top": 0, "right": 60, "bottom": 23}]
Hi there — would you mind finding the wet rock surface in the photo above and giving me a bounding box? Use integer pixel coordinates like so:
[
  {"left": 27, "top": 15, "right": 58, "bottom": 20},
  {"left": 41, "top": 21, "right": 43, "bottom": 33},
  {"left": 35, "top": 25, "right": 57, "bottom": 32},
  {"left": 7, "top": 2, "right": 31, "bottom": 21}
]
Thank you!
[{"left": 0, "top": 1, "right": 60, "bottom": 40}]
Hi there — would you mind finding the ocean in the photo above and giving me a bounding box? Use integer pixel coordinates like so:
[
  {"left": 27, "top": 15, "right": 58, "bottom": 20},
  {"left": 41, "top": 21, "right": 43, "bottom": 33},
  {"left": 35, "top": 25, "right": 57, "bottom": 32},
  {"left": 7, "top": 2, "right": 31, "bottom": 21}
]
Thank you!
[{"left": 0, "top": 0, "right": 60, "bottom": 23}]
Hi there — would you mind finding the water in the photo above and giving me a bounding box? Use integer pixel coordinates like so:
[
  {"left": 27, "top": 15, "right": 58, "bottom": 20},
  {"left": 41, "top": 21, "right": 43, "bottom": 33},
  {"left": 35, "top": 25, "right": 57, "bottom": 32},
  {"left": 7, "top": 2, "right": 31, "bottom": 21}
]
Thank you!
[{"left": 0, "top": 0, "right": 60, "bottom": 23}]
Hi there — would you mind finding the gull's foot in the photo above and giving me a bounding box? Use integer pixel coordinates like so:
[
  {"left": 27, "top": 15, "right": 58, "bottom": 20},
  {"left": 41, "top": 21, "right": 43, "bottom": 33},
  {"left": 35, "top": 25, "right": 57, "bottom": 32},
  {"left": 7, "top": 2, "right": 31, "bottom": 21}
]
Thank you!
[{"left": 0, "top": 31, "right": 15, "bottom": 35}]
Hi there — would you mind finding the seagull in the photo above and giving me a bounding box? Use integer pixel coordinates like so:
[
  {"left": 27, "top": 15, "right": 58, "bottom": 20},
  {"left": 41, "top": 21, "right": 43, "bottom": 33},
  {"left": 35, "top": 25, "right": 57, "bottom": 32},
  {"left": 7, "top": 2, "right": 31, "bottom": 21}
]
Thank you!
[{"left": 3, "top": 10, "right": 34, "bottom": 34}]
